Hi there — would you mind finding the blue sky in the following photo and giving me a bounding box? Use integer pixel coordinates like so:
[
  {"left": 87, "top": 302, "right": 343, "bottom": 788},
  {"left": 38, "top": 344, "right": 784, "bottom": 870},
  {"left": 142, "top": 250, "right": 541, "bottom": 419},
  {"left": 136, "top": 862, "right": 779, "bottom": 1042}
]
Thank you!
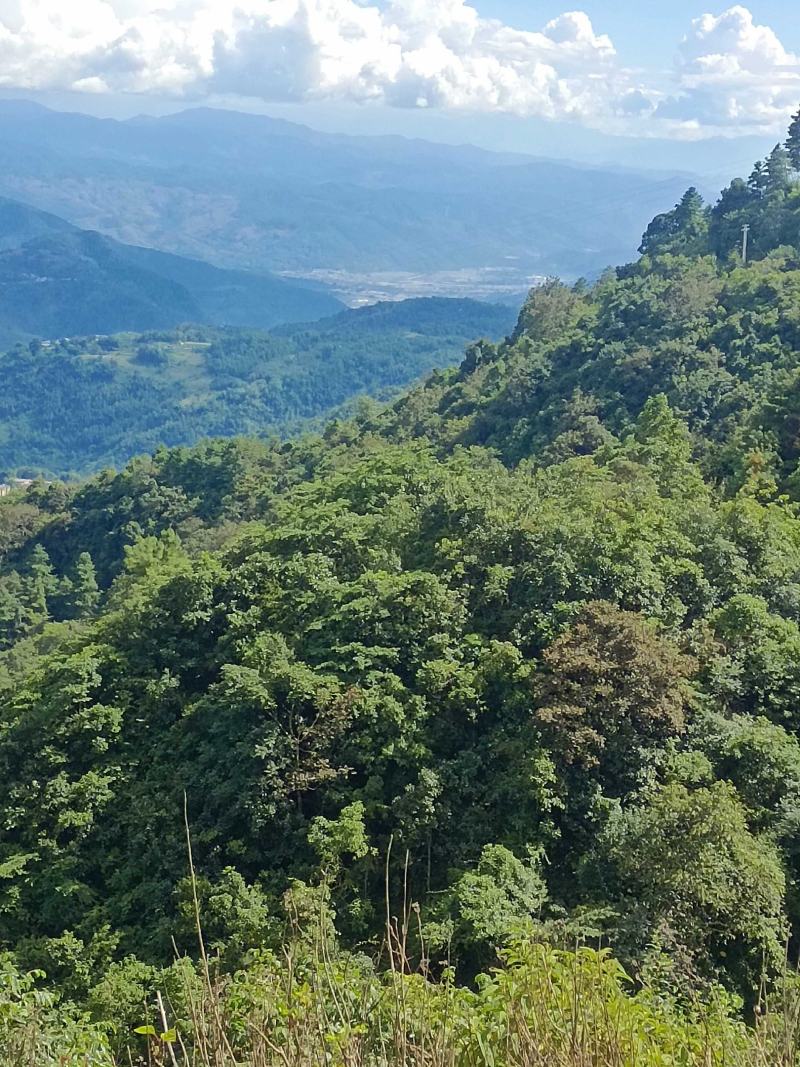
[
  {"left": 480, "top": 1, "right": 798, "bottom": 67},
  {"left": 1, "top": 0, "right": 798, "bottom": 168}
]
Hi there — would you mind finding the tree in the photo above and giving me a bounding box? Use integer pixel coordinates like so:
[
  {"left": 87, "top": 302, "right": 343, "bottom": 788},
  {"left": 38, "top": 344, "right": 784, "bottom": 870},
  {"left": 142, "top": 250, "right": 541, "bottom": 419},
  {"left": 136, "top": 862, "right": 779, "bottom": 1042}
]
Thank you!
[
  {"left": 512, "top": 278, "right": 587, "bottom": 344},
  {"left": 766, "top": 144, "right": 792, "bottom": 196},
  {"left": 747, "top": 160, "right": 769, "bottom": 198},
  {"left": 598, "top": 781, "right": 787, "bottom": 992},
  {"left": 0, "top": 572, "right": 27, "bottom": 649},
  {"left": 134, "top": 345, "right": 167, "bottom": 368},
  {"left": 174, "top": 868, "right": 276, "bottom": 968},
  {"left": 639, "top": 188, "right": 709, "bottom": 257},
  {"left": 709, "top": 178, "right": 755, "bottom": 259},
  {"left": 626, "top": 394, "right": 704, "bottom": 497},
  {"left": 674, "top": 186, "right": 708, "bottom": 228},
  {"left": 0, "top": 501, "right": 42, "bottom": 560},
  {"left": 706, "top": 594, "right": 800, "bottom": 727},
  {"left": 786, "top": 107, "right": 800, "bottom": 170},
  {"left": 70, "top": 552, "right": 100, "bottom": 619},
  {"left": 698, "top": 712, "right": 800, "bottom": 835},
  {"left": 23, "top": 544, "right": 58, "bottom": 624},
  {"left": 308, "top": 801, "right": 371, "bottom": 877},
  {"left": 717, "top": 178, "right": 754, "bottom": 215},
  {"left": 535, "top": 601, "right": 694, "bottom": 787},
  {"left": 427, "top": 845, "right": 547, "bottom": 970}
]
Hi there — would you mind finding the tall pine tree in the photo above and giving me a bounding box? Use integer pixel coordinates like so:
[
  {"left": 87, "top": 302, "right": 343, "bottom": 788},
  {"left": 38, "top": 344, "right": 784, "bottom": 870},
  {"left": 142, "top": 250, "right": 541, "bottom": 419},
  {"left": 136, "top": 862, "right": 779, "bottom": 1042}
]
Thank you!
[
  {"left": 23, "top": 545, "right": 58, "bottom": 626},
  {"left": 786, "top": 107, "right": 800, "bottom": 170},
  {"left": 71, "top": 552, "right": 100, "bottom": 618},
  {"left": 766, "top": 144, "right": 792, "bottom": 195},
  {"left": 747, "top": 161, "right": 768, "bottom": 198}
]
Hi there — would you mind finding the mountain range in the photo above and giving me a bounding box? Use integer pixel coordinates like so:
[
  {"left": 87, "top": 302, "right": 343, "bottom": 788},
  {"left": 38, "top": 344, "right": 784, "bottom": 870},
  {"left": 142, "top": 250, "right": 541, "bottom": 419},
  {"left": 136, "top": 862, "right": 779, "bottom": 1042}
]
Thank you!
[
  {"left": 2, "top": 135, "right": 800, "bottom": 1058},
  {"left": 3, "top": 99, "right": 800, "bottom": 1065},
  {"left": 0, "top": 100, "right": 696, "bottom": 301}
]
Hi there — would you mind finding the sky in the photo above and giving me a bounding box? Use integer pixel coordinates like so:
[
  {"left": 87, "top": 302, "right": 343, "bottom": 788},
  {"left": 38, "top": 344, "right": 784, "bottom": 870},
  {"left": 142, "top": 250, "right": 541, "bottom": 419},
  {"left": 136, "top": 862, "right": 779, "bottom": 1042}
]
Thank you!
[
  {"left": 0, "top": 0, "right": 798, "bottom": 162},
  {"left": 480, "top": 1, "right": 799, "bottom": 68}
]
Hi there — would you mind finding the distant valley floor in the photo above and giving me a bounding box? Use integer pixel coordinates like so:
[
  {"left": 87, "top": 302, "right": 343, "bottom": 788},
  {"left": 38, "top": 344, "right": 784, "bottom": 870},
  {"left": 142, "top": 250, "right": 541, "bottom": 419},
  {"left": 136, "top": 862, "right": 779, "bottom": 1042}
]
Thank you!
[{"left": 278, "top": 266, "right": 546, "bottom": 306}]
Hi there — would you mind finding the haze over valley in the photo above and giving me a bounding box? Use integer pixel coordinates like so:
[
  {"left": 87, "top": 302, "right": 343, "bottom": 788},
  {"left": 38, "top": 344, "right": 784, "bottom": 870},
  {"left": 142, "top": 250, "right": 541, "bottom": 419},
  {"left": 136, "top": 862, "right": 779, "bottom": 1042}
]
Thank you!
[{"left": 0, "top": 100, "right": 697, "bottom": 306}]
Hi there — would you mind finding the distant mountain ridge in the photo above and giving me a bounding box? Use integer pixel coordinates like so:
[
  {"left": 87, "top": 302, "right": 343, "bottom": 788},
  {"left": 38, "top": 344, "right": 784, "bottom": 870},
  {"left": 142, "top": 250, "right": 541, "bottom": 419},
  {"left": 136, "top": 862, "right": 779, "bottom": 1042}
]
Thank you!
[
  {"left": 0, "top": 196, "right": 342, "bottom": 344},
  {"left": 0, "top": 196, "right": 74, "bottom": 250},
  {"left": 0, "top": 100, "right": 697, "bottom": 295}
]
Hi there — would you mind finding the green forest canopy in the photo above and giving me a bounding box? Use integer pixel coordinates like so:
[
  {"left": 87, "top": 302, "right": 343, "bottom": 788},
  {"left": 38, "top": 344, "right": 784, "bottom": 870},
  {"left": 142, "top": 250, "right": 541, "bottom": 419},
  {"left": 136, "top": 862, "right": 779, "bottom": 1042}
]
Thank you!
[
  {"left": 0, "top": 297, "right": 516, "bottom": 478},
  {"left": 3, "top": 114, "right": 800, "bottom": 1062}
]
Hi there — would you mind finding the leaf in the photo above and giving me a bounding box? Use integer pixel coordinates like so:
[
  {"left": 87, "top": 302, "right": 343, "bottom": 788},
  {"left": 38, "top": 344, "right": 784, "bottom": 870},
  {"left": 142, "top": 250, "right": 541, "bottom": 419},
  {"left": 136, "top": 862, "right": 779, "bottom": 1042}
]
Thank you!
[
  {"left": 134, "top": 1025, "right": 157, "bottom": 1036},
  {"left": 0, "top": 854, "right": 35, "bottom": 879},
  {"left": 160, "top": 1028, "right": 177, "bottom": 1043},
  {"left": 476, "top": 1031, "right": 495, "bottom": 1066}
]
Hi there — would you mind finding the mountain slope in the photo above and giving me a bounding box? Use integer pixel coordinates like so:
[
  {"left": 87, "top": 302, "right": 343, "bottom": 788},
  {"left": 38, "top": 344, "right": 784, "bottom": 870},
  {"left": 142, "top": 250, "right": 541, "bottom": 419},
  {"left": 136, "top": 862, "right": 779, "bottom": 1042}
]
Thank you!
[
  {"left": 0, "top": 194, "right": 74, "bottom": 250},
  {"left": 0, "top": 297, "right": 516, "bottom": 476},
  {"left": 0, "top": 196, "right": 342, "bottom": 344},
  {"left": 369, "top": 161, "right": 800, "bottom": 487},
  {"left": 2, "top": 129, "right": 800, "bottom": 1057}
]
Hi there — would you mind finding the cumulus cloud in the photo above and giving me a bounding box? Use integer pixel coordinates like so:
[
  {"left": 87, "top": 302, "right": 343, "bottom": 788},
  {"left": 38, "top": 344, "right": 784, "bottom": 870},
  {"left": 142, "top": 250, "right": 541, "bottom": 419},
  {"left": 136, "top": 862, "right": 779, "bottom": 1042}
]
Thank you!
[
  {"left": 0, "top": 1, "right": 798, "bottom": 136},
  {"left": 0, "top": 0, "right": 209, "bottom": 93},
  {"left": 657, "top": 5, "right": 800, "bottom": 134},
  {"left": 0, "top": 0, "right": 633, "bottom": 122}
]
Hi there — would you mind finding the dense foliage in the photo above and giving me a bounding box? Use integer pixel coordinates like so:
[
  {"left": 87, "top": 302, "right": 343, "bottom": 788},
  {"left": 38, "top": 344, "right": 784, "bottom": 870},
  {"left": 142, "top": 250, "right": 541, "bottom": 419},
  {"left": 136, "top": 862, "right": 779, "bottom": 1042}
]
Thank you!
[
  {"left": 4, "top": 115, "right": 800, "bottom": 1061},
  {"left": 0, "top": 298, "right": 515, "bottom": 477},
  {"left": 5, "top": 939, "right": 799, "bottom": 1066}
]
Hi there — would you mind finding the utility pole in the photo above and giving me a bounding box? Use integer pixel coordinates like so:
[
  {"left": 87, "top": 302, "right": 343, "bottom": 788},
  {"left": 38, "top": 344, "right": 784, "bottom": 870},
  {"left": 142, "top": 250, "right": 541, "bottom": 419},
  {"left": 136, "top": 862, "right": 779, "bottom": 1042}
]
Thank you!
[{"left": 741, "top": 223, "right": 750, "bottom": 265}]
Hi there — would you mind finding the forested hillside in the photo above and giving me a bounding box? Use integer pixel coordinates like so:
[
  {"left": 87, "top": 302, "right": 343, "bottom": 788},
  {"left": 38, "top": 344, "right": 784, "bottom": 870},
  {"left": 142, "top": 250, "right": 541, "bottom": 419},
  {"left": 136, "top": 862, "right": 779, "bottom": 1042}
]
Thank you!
[
  {"left": 3, "top": 123, "right": 800, "bottom": 1063},
  {"left": 0, "top": 298, "right": 515, "bottom": 477}
]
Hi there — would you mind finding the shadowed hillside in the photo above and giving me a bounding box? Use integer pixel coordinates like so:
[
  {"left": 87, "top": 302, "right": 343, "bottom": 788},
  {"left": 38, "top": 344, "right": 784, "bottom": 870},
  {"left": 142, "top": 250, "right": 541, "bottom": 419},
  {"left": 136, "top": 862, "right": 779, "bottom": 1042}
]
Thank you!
[{"left": 0, "top": 196, "right": 342, "bottom": 346}]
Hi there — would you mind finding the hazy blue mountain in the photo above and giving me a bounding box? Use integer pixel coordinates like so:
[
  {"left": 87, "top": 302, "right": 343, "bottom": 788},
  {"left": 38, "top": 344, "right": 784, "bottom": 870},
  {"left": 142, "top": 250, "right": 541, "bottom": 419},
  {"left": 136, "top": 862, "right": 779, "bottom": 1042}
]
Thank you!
[
  {"left": 0, "top": 196, "right": 342, "bottom": 344},
  {"left": 0, "top": 101, "right": 696, "bottom": 296},
  {"left": 0, "top": 195, "right": 75, "bottom": 250}
]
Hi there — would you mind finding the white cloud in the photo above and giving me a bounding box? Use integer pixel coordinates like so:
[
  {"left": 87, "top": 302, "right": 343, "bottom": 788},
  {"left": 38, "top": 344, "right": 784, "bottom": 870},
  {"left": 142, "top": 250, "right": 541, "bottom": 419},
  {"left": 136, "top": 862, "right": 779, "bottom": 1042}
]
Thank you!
[
  {"left": 0, "top": 0, "right": 631, "bottom": 122},
  {"left": 0, "top": 0, "right": 207, "bottom": 93},
  {"left": 657, "top": 5, "right": 800, "bottom": 135},
  {"left": 0, "top": 1, "right": 798, "bottom": 137}
]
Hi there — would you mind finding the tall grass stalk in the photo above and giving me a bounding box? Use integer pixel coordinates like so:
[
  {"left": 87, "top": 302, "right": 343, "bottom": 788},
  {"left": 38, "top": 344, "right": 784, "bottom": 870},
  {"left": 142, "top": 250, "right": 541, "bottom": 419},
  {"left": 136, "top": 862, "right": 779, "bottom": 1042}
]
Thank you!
[{"left": 3, "top": 839, "right": 800, "bottom": 1066}]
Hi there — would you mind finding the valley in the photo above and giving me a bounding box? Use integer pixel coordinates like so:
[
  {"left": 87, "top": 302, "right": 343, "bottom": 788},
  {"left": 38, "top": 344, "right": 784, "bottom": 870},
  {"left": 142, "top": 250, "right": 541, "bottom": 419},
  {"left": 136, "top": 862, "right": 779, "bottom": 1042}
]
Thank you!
[
  {"left": 0, "top": 101, "right": 695, "bottom": 298},
  {"left": 0, "top": 196, "right": 342, "bottom": 347},
  {"left": 278, "top": 264, "right": 544, "bottom": 306}
]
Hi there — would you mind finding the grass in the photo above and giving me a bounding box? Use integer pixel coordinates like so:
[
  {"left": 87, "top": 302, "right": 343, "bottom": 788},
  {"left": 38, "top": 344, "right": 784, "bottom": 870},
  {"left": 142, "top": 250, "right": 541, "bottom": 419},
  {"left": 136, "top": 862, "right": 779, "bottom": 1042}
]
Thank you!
[
  {"left": 6, "top": 895, "right": 800, "bottom": 1065},
  {"left": 3, "top": 834, "right": 799, "bottom": 1065}
]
